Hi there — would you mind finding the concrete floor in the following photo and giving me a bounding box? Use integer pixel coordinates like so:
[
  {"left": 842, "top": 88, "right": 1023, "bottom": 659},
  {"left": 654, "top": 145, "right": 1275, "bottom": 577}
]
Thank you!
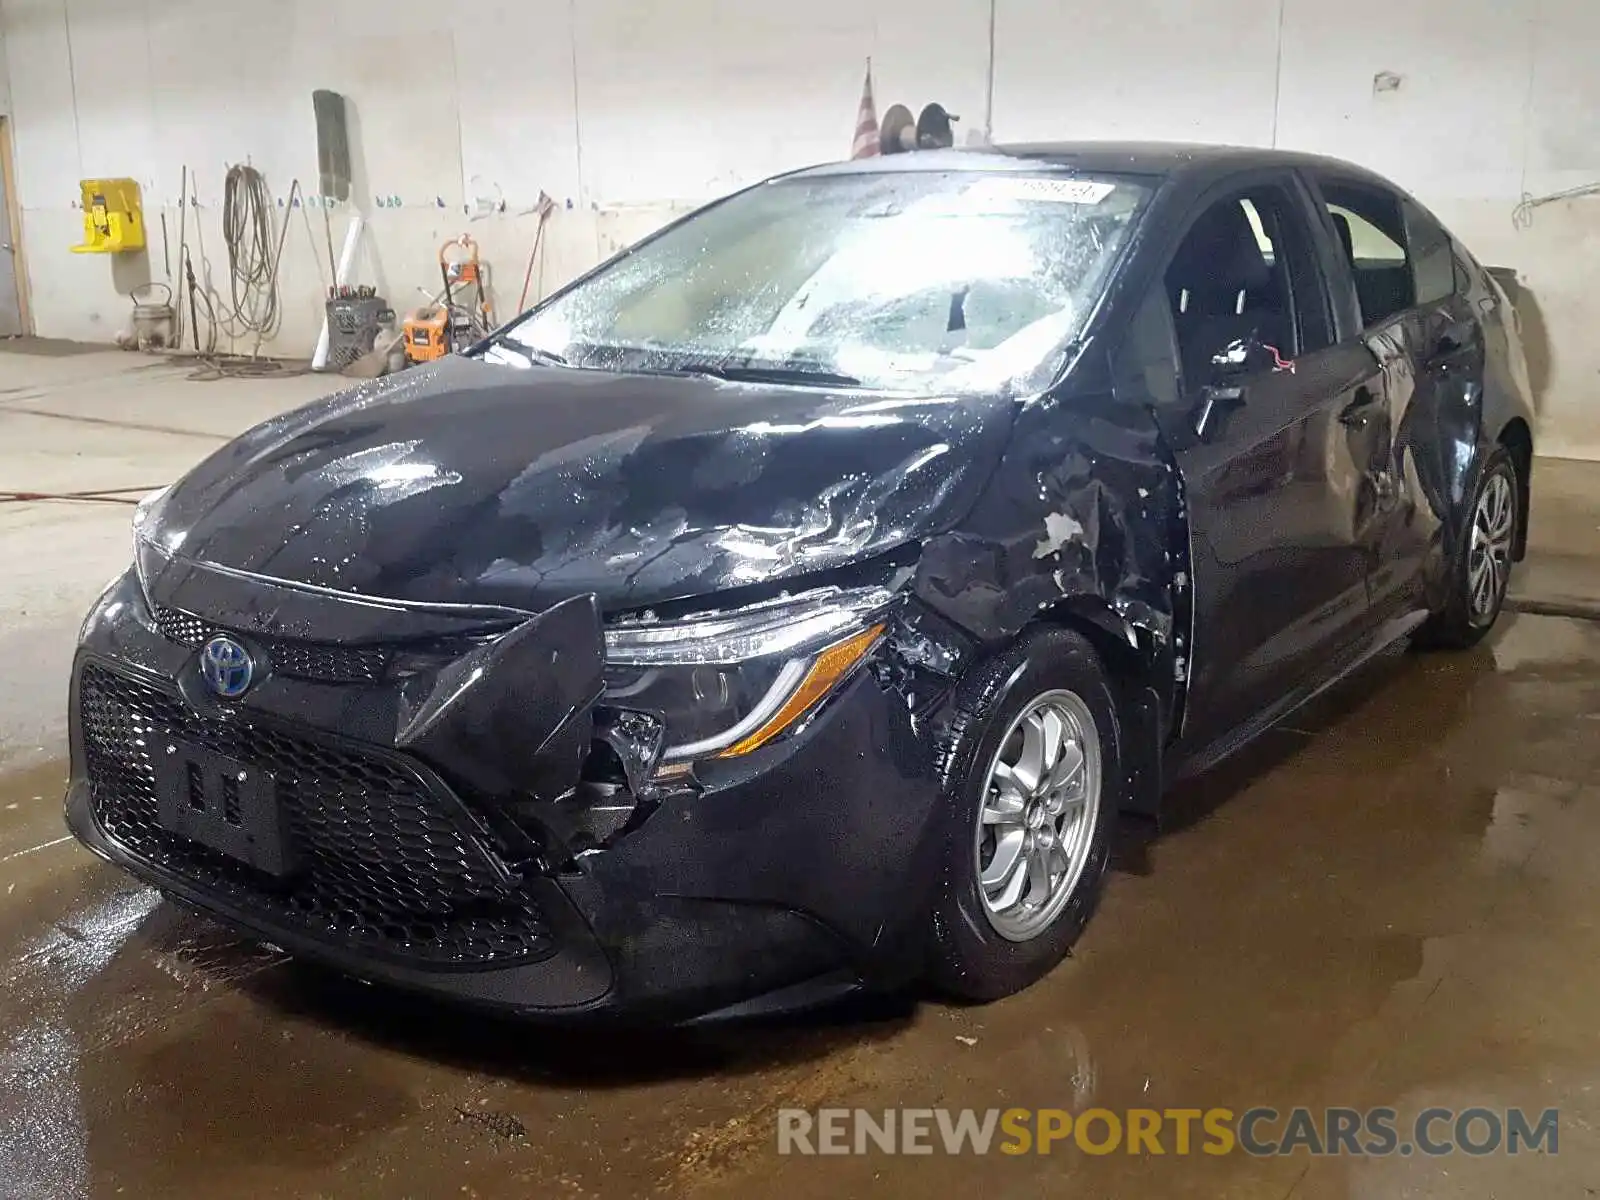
[{"left": 4, "top": 345, "right": 1600, "bottom": 1198}]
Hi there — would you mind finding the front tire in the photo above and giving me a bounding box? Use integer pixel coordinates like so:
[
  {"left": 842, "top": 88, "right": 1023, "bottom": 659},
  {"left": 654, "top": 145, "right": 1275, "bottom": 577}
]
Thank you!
[
  {"left": 1416, "top": 445, "right": 1519, "bottom": 650},
  {"left": 927, "top": 627, "right": 1120, "bottom": 1002}
]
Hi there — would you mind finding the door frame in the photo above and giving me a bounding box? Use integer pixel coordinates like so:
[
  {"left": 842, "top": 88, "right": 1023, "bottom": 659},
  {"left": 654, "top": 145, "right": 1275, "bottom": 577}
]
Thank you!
[
  {"left": 0, "top": 115, "right": 32, "bottom": 337},
  {"left": 1143, "top": 170, "right": 1376, "bottom": 753}
]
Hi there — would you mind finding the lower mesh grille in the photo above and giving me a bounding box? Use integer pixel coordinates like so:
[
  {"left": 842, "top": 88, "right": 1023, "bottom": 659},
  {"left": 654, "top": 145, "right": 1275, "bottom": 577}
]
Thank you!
[{"left": 77, "top": 662, "right": 555, "bottom": 967}]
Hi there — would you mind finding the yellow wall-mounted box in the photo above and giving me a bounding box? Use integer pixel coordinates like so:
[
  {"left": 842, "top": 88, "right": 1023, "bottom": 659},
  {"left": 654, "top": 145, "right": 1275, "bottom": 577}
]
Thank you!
[{"left": 72, "top": 178, "right": 145, "bottom": 254}]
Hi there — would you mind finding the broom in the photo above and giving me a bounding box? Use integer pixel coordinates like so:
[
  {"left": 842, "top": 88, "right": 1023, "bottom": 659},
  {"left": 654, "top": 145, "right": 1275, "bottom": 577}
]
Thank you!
[{"left": 340, "top": 324, "right": 409, "bottom": 379}]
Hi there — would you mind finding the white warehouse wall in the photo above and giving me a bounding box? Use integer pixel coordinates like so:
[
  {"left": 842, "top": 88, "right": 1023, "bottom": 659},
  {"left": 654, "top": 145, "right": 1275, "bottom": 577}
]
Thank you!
[
  {"left": 0, "top": 0, "right": 1597, "bottom": 458},
  {"left": 0, "top": 0, "right": 990, "bottom": 360},
  {"left": 0, "top": 17, "right": 10, "bottom": 115}
]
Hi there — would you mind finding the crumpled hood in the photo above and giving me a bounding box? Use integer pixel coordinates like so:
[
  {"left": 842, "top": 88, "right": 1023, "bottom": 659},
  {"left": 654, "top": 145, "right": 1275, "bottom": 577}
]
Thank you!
[{"left": 145, "top": 355, "right": 1015, "bottom": 614}]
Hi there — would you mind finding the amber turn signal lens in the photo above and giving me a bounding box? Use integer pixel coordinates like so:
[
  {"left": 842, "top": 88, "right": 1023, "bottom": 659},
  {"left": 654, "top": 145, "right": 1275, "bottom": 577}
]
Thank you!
[{"left": 716, "top": 624, "right": 886, "bottom": 758}]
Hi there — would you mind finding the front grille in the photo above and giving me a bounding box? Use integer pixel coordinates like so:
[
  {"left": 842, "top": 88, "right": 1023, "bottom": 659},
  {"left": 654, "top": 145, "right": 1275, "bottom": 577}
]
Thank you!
[
  {"left": 153, "top": 606, "right": 209, "bottom": 647},
  {"left": 78, "top": 662, "right": 555, "bottom": 967},
  {"left": 152, "top": 604, "right": 388, "bottom": 685},
  {"left": 261, "top": 637, "right": 388, "bottom": 685}
]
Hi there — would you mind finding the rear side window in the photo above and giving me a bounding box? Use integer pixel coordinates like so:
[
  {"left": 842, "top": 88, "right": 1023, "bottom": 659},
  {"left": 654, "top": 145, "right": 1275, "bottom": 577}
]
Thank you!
[
  {"left": 1312, "top": 178, "right": 1416, "bottom": 328},
  {"left": 1329, "top": 204, "right": 1404, "bottom": 263},
  {"left": 1404, "top": 201, "right": 1457, "bottom": 306}
]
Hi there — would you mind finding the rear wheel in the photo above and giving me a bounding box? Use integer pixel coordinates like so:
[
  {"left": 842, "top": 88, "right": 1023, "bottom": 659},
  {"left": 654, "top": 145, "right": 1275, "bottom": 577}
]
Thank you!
[
  {"left": 927, "top": 627, "right": 1119, "bottom": 1001},
  {"left": 1416, "top": 445, "right": 1519, "bottom": 650}
]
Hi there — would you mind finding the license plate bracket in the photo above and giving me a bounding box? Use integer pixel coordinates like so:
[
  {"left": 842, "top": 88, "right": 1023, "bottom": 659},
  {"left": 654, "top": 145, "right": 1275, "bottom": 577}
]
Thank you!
[{"left": 156, "top": 743, "right": 294, "bottom": 877}]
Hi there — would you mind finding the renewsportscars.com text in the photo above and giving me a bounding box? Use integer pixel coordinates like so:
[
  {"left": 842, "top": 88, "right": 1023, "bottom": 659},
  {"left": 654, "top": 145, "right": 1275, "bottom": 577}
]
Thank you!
[{"left": 777, "top": 1106, "right": 1559, "bottom": 1158}]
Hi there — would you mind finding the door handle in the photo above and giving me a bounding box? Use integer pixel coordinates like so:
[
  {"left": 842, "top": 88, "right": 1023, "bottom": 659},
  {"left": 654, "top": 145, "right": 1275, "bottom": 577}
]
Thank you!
[{"left": 1339, "top": 389, "right": 1381, "bottom": 429}]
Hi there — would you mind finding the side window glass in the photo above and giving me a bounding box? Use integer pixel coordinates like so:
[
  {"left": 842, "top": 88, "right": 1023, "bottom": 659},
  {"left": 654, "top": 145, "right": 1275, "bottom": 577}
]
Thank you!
[
  {"left": 1114, "top": 285, "right": 1180, "bottom": 406},
  {"left": 1328, "top": 204, "right": 1405, "bottom": 263},
  {"left": 1241, "top": 199, "right": 1276, "bottom": 265},
  {"left": 1314, "top": 179, "right": 1416, "bottom": 328},
  {"left": 1162, "top": 186, "right": 1328, "bottom": 392},
  {"left": 1453, "top": 247, "right": 1475, "bottom": 297},
  {"left": 1404, "top": 201, "right": 1457, "bottom": 306}
]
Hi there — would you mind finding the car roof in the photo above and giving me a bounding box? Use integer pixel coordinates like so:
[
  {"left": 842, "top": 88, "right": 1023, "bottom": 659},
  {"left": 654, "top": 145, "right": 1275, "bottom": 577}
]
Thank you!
[{"left": 792, "top": 141, "right": 1387, "bottom": 187}]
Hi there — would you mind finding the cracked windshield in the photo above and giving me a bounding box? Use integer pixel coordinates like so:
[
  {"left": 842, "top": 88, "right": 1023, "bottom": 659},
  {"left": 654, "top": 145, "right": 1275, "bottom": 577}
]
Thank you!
[{"left": 495, "top": 171, "right": 1150, "bottom": 395}]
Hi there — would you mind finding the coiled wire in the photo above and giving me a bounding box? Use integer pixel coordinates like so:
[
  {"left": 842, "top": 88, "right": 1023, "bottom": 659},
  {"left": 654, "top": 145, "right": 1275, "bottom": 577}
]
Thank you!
[
  {"left": 220, "top": 163, "right": 281, "bottom": 340},
  {"left": 170, "top": 165, "right": 305, "bottom": 377}
]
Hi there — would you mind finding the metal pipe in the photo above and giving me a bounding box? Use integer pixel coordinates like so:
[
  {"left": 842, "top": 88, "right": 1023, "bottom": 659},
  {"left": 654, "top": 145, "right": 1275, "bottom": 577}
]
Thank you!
[
  {"left": 174, "top": 165, "right": 188, "bottom": 347},
  {"left": 251, "top": 178, "right": 299, "bottom": 358},
  {"left": 983, "top": 0, "right": 997, "bottom": 144}
]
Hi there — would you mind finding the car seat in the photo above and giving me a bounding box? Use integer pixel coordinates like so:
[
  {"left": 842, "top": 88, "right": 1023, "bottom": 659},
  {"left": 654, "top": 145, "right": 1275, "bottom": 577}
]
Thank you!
[{"left": 1166, "top": 201, "right": 1291, "bottom": 387}]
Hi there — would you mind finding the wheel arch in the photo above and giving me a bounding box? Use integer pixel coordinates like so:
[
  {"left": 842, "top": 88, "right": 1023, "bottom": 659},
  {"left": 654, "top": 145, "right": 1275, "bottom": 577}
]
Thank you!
[
  {"left": 1497, "top": 416, "right": 1533, "bottom": 561},
  {"left": 1034, "top": 596, "right": 1166, "bottom": 820}
]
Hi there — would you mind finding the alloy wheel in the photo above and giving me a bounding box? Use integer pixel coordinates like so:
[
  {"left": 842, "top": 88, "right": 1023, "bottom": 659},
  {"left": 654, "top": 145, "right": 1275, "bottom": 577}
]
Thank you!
[
  {"left": 974, "top": 689, "right": 1103, "bottom": 943},
  {"left": 1468, "top": 471, "right": 1515, "bottom": 625}
]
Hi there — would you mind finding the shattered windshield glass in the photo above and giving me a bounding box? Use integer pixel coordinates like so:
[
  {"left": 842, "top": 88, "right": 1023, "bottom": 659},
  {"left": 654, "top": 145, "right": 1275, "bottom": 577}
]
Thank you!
[{"left": 496, "top": 170, "right": 1151, "bottom": 395}]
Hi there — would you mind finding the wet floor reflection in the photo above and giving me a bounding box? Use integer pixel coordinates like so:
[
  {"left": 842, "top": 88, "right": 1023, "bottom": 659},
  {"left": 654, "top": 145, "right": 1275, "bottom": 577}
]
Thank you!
[{"left": 0, "top": 886, "right": 160, "bottom": 1200}]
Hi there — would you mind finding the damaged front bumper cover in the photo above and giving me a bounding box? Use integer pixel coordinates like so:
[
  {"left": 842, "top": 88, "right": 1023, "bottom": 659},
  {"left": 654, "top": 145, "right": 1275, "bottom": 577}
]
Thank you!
[{"left": 65, "top": 567, "right": 954, "bottom": 1022}]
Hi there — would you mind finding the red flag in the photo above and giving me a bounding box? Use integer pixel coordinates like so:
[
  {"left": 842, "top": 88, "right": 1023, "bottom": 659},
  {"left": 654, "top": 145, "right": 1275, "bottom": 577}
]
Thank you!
[{"left": 851, "top": 60, "right": 880, "bottom": 159}]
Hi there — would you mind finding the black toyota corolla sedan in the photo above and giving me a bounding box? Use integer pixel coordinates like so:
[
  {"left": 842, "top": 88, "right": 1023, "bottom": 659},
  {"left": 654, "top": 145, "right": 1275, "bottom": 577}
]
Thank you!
[{"left": 66, "top": 143, "right": 1534, "bottom": 1022}]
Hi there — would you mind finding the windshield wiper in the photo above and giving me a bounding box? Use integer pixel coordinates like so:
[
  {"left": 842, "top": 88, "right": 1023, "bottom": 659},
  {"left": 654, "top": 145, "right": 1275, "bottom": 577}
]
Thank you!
[
  {"left": 484, "top": 333, "right": 569, "bottom": 367},
  {"left": 670, "top": 362, "right": 861, "bottom": 387}
]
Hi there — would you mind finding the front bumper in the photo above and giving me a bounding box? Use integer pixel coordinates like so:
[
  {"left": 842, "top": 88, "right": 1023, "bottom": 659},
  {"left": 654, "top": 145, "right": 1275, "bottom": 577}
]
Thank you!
[{"left": 65, "top": 570, "right": 947, "bottom": 1022}]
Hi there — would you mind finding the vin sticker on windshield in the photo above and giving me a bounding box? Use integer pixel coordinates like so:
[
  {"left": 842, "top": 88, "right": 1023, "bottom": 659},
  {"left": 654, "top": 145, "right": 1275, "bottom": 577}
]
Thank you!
[{"left": 966, "top": 178, "right": 1117, "bottom": 206}]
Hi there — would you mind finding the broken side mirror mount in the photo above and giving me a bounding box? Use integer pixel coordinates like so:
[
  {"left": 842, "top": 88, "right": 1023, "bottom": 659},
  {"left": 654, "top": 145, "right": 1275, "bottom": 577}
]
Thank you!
[
  {"left": 1194, "top": 381, "right": 1246, "bottom": 441},
  {"left": 1192, "top": 336, "right": 1256, "bottom": 439}
]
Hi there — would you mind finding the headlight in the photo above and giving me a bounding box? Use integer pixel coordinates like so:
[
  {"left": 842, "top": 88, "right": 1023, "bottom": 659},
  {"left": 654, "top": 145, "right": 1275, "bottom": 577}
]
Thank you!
[
  {"left": 130, "top": 485, "right": 172, "bottom": 604},
  {"left": 604, "top": 586, "right": 893, "bottom": 763},
  {"left": 131, "top": 485, "right": 170, "bottom": 546},
  {"left": 132, "top": 485, "right": 169, "bottom": 531}
]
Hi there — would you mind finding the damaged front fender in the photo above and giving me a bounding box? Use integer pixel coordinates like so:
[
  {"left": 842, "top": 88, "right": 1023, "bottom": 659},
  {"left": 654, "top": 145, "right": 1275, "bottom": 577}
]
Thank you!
[{"left": 911, "top": 382, "right": 1189, "bottom": 795}]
